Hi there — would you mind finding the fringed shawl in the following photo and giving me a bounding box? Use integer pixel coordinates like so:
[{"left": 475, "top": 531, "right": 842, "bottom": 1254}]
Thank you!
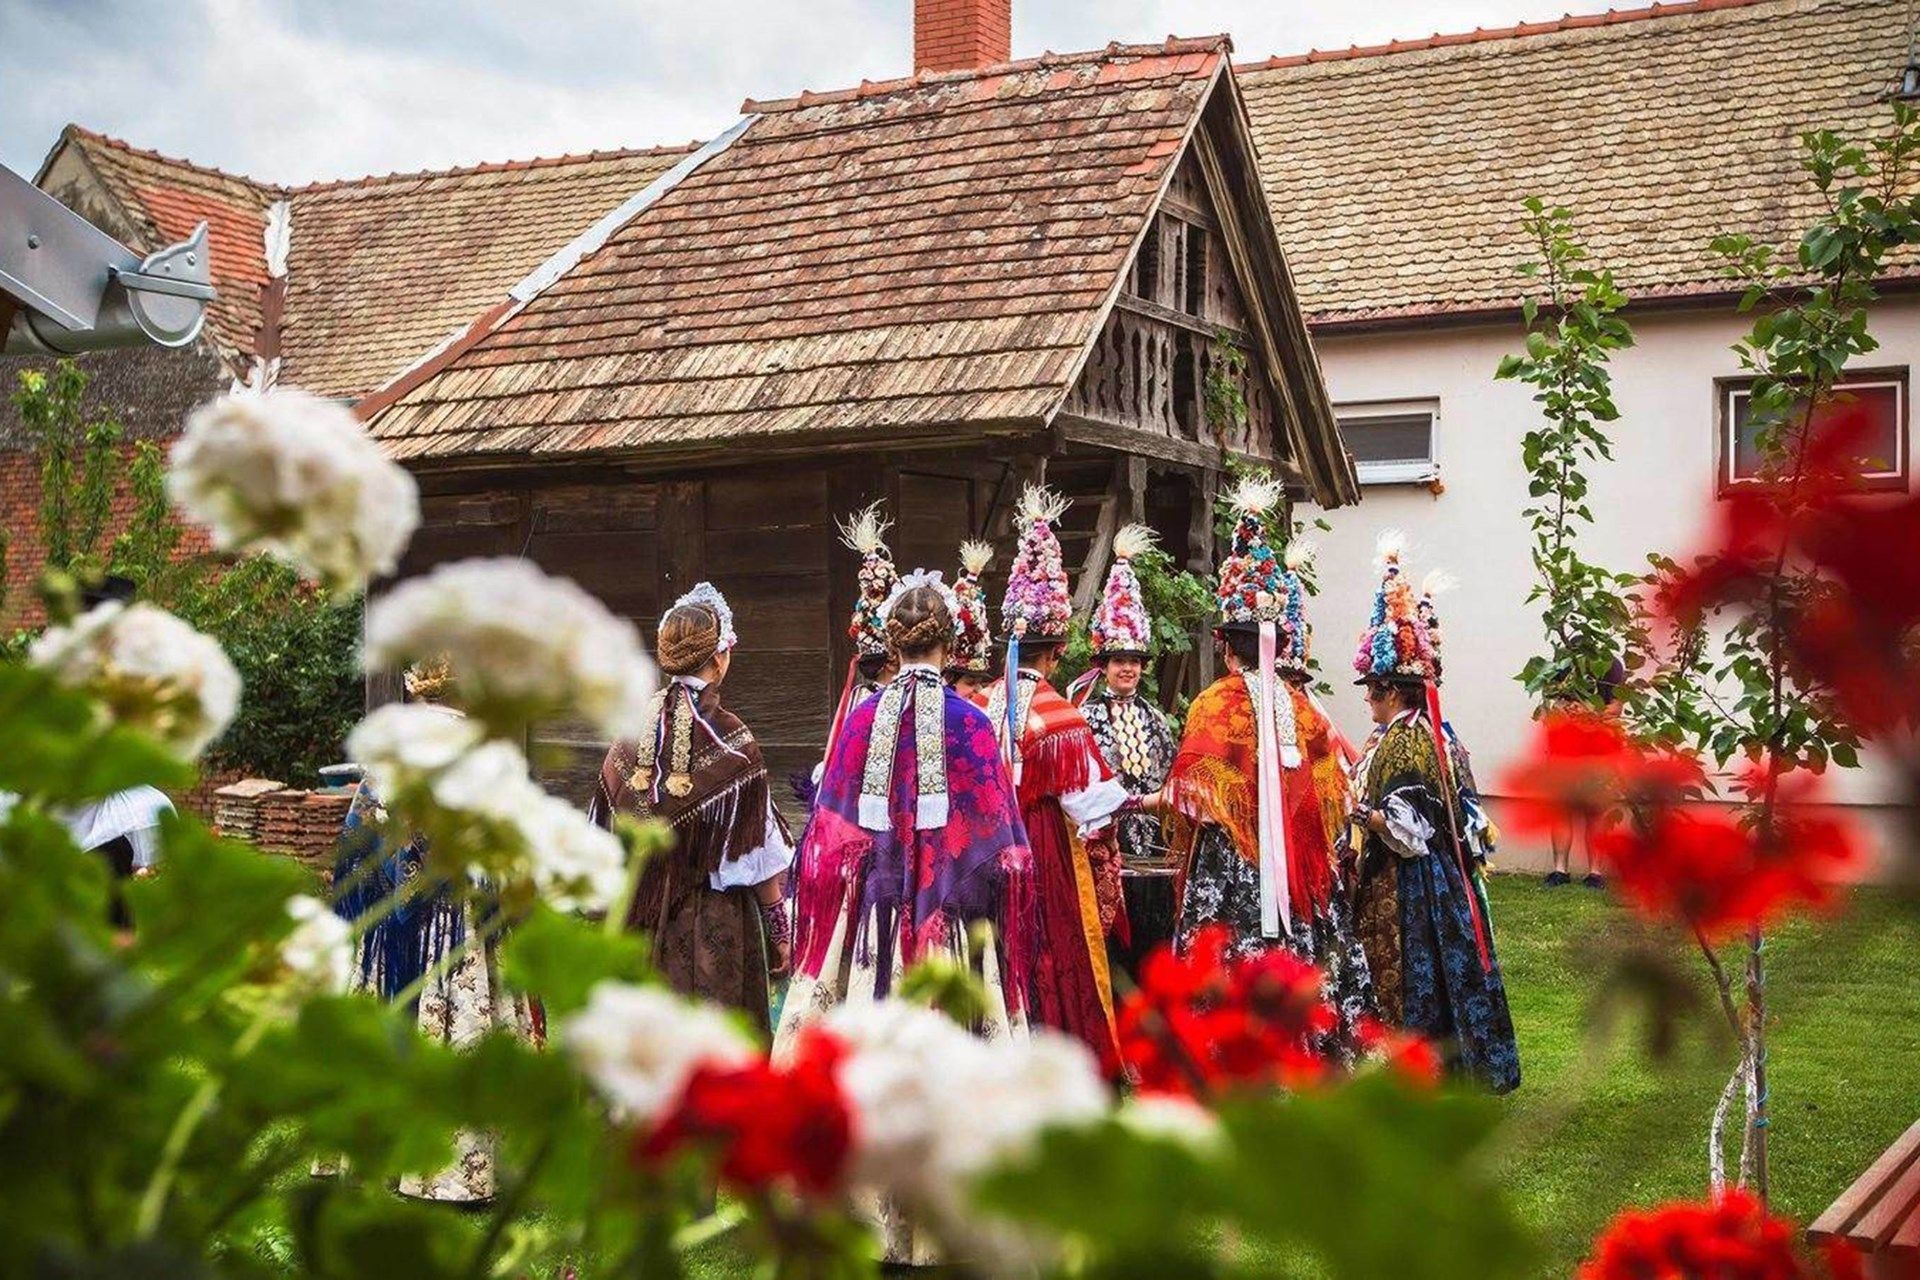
[
  {"left": 333, "top": 780, "right": 467, "bottom": 1006},
  {"left": 1164, "top": 675, "right": 1344, "bottom": 921},
  {"left": 791, "top": 685, "right": 1033, "bottom": 1011},
  {"left": 592, "top": 682, "right": 778, "bottom": 923},
  {"left": 982, "top": 673, "right": 1114, "bottom": 812}
]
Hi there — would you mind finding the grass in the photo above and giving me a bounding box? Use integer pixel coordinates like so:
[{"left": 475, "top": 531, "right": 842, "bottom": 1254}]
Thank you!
[
  {"left": 1487, "top": 872, "right": 1920, "bottom": 1275},
  {"left": 686, "top": 874, "right": 1920, "bottom": 1278}
]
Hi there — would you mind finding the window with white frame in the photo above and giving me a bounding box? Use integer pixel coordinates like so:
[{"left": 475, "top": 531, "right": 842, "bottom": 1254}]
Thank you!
[
  {"left": 1718, "top": 370, "right": 1908, "bottom": 493},
  {"left": 1336, "top": 400, "right": 1439, "bottom": 485}
]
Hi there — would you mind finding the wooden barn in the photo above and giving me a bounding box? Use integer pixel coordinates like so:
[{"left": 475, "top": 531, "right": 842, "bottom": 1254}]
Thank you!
[{"left": 355, "top": 37, "right": 1358, "bottom": 802}]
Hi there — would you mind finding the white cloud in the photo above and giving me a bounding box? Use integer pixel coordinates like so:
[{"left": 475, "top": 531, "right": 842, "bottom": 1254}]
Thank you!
[{"left": 2, "top": 0, "right": 1618, "bottom": 184}]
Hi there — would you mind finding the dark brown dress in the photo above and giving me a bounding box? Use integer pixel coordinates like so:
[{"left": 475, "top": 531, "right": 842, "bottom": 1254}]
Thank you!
[{"left": 589, "top": 679, "right": 791, "bottom": 1035}]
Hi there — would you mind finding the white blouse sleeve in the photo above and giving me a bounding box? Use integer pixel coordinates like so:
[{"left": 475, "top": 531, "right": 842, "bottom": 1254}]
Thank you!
[
  {"left": 1060, "top": 775, "right": 1130, "bottom": 835},
  {"left": 709, "top": 796, "right": 796, "bottom": 890},
  {"left": 1379, "top": 792, "right": 1435, "bottom": 860}
]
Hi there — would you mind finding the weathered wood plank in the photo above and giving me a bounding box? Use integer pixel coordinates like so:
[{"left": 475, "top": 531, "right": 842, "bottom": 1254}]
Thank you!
[
  {"left": 529, "top": 529, "right": 660, "bottom": 620},
  {"left": 532, "top": 483, "right": 658, "bottom": 534},
  {"left": 706, "top": 471, "right": 829, "bottom": 531}
]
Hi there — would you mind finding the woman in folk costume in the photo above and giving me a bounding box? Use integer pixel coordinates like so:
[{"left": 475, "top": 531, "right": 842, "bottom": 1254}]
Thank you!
[
  {"left": 943, "top": 540, "right": 996, "bottom": 701},
  {"left": 782, "top": 575, "right": 1031, "bottom": 1260},
  {"left": 589, "top": 584, "right": 794, "bottom": 1036},
  {"left": 1159, "top": 475, "right": 1374, "bottom": 1042},
  {"left": 334, "top": 658, "right": 537, "bottom": 1202},
  {"left": 1346, "top": 533, "right": 1520, "bottom": 1093},
  {"left": 975, "top": 485, "right": 1129, "bottom": 1059},
  {"left": 1072, "top": 523, "right": 1177, "bottom": 869},
  {"left": 781, "top": 573, "right": 1033, "bottom": 1036}
]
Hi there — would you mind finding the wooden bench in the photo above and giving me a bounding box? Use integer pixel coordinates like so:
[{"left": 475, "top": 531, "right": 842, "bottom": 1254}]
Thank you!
[{"left": 1810, "top": 1119, "right": 1920, "bottom": 1278}]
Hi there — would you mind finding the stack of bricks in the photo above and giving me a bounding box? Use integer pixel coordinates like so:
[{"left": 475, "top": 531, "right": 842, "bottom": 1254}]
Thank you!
[
  {"left": 210, "top": 777, "right": 286, "bottom": 843},
  {"left": 212, "top": 778, "right": 353, "bottom": 870}
]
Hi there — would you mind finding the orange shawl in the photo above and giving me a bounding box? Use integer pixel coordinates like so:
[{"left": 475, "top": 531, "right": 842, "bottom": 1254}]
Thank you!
[{"left": 1164, "top": 675, "right": 1348, "bottom": 917}]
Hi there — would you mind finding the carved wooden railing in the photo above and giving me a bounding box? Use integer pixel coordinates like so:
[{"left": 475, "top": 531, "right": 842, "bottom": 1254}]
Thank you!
[{"left": 1061, "top": 296, "right": 1275, "bottom": 459}]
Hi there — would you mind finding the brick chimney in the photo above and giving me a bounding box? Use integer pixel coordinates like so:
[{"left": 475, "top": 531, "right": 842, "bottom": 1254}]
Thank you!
[{"left": 914, "top": 0, "right": 1011, "bottom": 73}]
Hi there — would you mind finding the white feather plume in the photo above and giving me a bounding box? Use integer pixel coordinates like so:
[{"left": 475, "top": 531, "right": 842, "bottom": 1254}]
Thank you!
[
  {"left": 1227, "top": 470, "right": 1283, "bottom": 519},
  {"left": 958, "top": 540, "right": 994, "bottom": 576},
  {"left": 1111, "top": 522, "right": 1157, "bottom": 562},
  {"left": 1372, "top": 528, "right": 1407, "bottom": 574},
  {"left": 1420, "top": 569, "right": 1457, "bottom": 600},
  {"left": 836, "top": 501, "right": 892, "bottom": 555},
  {"left": 1283, "top": 538, "right": 1317, "bottom": 572},
  {"left": 1017, "top": 483, "right": 1069, "bottom": 526}
]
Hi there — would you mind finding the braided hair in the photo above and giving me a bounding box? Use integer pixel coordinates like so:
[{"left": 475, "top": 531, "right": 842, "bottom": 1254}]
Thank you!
[
  {"left": 885, "top": 585, "right": 954, "bottom": 662},
  {"left": 657, "top": 602, "right": 723, "bottom": 677}
]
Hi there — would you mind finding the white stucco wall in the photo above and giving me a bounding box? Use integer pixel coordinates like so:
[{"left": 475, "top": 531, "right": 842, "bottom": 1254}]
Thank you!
[{"left": 1305, "top": 299, "right": 1920, "bottom": 873}]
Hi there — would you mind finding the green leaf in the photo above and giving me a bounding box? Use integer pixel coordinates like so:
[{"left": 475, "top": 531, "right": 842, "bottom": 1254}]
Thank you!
[{"left": 499, "top": 903, "right": 652, "bottom": 1018}]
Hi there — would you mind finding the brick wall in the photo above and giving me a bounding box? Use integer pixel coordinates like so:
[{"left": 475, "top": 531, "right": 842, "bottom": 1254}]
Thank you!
[
  {"left": 1, "top": 343, "right": 226, "bottom": 629},
  {"left": 912, "top": 0, "right": 1010, "bottom": 72}
]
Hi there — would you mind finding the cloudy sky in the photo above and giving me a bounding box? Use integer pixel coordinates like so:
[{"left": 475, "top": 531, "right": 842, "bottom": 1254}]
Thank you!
[{"left": 2, "top": 0, "right": 1615, "bottom": 184}]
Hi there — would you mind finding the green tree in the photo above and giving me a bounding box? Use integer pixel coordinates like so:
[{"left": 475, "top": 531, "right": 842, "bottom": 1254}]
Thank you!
[
  {"left": 1498, "top": 199, "right": 1645, "bottom": 712},
  {"left": 1638, "top": 104, "right": 1920, "bottom": 1199}
]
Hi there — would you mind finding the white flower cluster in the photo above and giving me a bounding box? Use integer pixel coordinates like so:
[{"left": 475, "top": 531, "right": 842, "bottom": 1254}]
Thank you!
[
  {"left": 559, "top": 986, "right": 1110, "bottom": 1265},
  {"left": 364, "top": 559, "right": 656, "bottom": 740},
  {"left": 168, "top": 389, "right": 419, "bottom": 592},
  {"left": 560, "top": 983, "right": 757, "bottom": 1121},
  {"left": 30, "top": 602, "right": 241, "bottom": 759},
  {"left": 281, "top": 894, "right": 353, "bottom": 993},
  {"left": 346, "top": 704, "right": 626, "bottom": 913},
  {"left": 825, "top": 1002, "right": 1107, "bottom": 1232}
]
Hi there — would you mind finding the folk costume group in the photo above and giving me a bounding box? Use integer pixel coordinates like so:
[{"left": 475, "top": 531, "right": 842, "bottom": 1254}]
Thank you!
[{"left": 328, "top": 473, "right": 1519, "bottom": 1213}]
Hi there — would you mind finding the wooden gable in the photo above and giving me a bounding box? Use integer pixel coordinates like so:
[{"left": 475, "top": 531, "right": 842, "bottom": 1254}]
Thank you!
[{"left": 1061, "top": 148, "right": 1281, "bottom": 464}]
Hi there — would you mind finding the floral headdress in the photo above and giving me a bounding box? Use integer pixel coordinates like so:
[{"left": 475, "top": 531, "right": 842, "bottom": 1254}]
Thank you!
[
  {"left": 671, "top": 581, "right": 737, "bottom": 654},
  {"left": 1278, "top": 540, "right": 1316, "bottom": 680},
  {"left": 1352, "top": 530, "right": 1438, "bottom": 684},
  {"left": 837, "top": 502, "right": 897, "bottom": 659},
  {"left": 1215, "top": 471, "right": 1291, "bottom": 630},
  {"left": 1001, "top": 485, "right": 1071, "bottom": 644},
  {"left": 1416, "top": 570, "right": 1455, "bottom": 684},
  {"left": 949, "top": 541, "right": 995, "bottom": 675},
  {"left": 882, "top": 567, "right": 963, "bottom": 630},
  {"left": 1091, "top": 523, "right": 1156, "bottom": 658}
]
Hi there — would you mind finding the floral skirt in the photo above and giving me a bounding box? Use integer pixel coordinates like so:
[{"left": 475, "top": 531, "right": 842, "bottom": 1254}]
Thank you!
[
  {"left": 644, "top": 877, "right": 772, "bottom": 1038},
  {"left": 1174, "top": 825, "right": 1376, "bottom": 1062}
]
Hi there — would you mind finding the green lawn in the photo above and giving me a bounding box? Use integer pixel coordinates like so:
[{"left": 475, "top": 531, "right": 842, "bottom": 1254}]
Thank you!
[
  {"left": 1489, "top": 874, "right": 1919, "bottom": 1275},
  {"left": 689, "top": 875, "right": 1920, "bottom": 1277}
]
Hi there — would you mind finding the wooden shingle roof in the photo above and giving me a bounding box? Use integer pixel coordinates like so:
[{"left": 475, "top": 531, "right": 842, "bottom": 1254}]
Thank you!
[
  {"left": 279, "top": 147, "right": 694, "bottom": 398},
  {"left": 1237, "top": 0, "right": 1916, "bottom": 328},
  {"left": 362, "top": 39, "right": 1234, "bottom": 463}
]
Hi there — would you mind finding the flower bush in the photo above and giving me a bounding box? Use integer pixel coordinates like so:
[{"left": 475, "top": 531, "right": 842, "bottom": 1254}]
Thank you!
[{"left": 30, "top": 600, "right": 241, "bottom": 760}]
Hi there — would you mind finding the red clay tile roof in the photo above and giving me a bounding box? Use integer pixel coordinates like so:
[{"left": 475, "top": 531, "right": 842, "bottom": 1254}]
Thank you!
[
  {"left": 364, "top": 39, "right": 1231, "bottom": 462},
  {"left": 58, "top": 127, "right": 279, "bottom": 366},
  {"left": 1237, "top": 0, "right": 1916, "bottom": 326},
  {"left": 50, "top": 128, "right": 694, "bottom": 399}
]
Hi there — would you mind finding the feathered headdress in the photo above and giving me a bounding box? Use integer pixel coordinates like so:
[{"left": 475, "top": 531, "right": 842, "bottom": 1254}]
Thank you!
[
  {"left": 670, "top": 581, "right": 737, "bottom": 653},
  {"left": 837, "top": 501, "right": 897, "bottom": 658},
  {"left": 950, "top": 540, "right": 995, "bottom": 675},
  {"left": 1001, "top": 484, "right": 1072, "bottom": 643},
  {"left": 1352, "top": 529, "right": 1438, "bottom": 684},
  {"left": 1215, "top": 471, "right": 1290, "bottom": 629},
  {"left": 1091, "top": 523, "right": 1156, "bottom": 658}
]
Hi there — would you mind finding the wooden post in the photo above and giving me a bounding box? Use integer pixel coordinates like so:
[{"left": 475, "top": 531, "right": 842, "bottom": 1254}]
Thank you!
[
  {"left": 1192, "top": 465, "right": 1219, "bottom": 689},
  {"left": 656, "top": 480, "right": 707, "bottom": 602}
]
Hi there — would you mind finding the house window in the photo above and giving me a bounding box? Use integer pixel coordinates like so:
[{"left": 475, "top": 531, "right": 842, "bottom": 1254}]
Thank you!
[
  {"left": 1337, "top": 400, "right": 1439, "bottom": 485},
  {"left": 1718, "top": 370, "right": 1908, "bottom": 493}
]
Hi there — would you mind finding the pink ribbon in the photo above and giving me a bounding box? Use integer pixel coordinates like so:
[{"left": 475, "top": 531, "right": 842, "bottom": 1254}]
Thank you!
[{"left": 1255, "top": 621, "right": 1292, "bottom": 939}]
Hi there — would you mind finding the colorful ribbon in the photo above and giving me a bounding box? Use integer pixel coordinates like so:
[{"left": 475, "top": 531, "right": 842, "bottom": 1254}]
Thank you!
[{"left": 1254, "top": 621, "right": 1292, "bottom": 939}]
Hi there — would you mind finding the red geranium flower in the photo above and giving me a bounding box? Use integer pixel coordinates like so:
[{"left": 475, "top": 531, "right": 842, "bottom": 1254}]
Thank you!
[
  {"left": 1355, "top": 1017, "right": 1443, "bottom": 1088},
  {"left": 639, "top": 1028, "right": 853, "bottom": 1197},
  {"left": 1591, "top": 763, "right": 1858, "bottom": 940},
  {"left": 1114, "top": 927, "right": 1403, "bottom": 1099},
  {"left": 1582, "top": 1190, "right": 1861, "bottom": 1280},
  {"left": 1503, "top": 710, "right": 1705, "bottom": 837}
]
